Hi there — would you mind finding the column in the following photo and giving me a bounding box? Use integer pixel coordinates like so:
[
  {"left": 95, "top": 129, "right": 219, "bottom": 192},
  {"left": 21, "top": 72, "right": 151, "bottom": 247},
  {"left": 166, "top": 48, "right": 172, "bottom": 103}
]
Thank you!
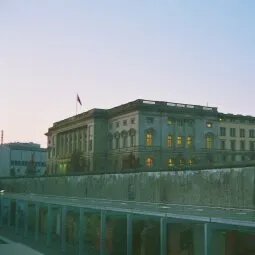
[
  {"left": 15, "top": 200, "right": 19, "bottom": 234},
  {"left": 35, "top": 203, "right": 39, "bottom": 241},
  {"left": 100, "top": 211, "right": 106, "bottom": 255},
  {"left": 204, "top": 223, "right": 213, "bottom": 255},
  {"left": 160, "top": 217, "right": 167, "bottom": 255},
  {"left": 46, "top": 205, "right": 52, "bottom": 247},
  {"left": 61, "top": 206, "right": 67, "bottom": 253},
  {"left": 127, "top": 214, "right": 133, "bottom": 255},
  {"left": 24, "top": 200, "right": 28, "bottom": 238},
  {"left": 79, "top": 208, "right": 85, "bottom": 255}
]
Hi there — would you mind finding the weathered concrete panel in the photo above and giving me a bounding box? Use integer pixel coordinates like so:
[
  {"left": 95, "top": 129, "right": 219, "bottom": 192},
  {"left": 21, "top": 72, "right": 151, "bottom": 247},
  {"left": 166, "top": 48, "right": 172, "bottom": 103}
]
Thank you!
[{"left": 0, "top": 167, "right": 254, "bottom": 208}]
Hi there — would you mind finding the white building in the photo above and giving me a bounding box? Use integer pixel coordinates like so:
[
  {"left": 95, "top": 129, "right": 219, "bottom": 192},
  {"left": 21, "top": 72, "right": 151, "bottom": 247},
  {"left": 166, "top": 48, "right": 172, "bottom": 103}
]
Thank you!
[{"left": 0, "top": 142, "right": 47, "bottom": 177}]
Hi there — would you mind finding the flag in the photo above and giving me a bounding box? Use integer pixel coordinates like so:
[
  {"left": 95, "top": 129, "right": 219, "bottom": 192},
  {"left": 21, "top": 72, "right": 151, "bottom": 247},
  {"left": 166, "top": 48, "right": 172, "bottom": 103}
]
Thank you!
[{"left": 77, "top": 94, "right": 82, "bottom": 106}]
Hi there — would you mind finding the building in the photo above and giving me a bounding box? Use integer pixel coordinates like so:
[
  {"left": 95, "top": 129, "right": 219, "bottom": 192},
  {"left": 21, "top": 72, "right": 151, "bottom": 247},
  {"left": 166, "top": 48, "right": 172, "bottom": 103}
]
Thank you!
[
  {"left": 0, "top": 142, "right": 47, "bottom": 177},
  {"left": 45, "top": 99, "right": 255, "bottom": 174},
  {"left": 218, "top": 113, "right": 255, "bottom": 163},
  {"left": 46, "top": 99, "right": 218, "bottom": 174}
]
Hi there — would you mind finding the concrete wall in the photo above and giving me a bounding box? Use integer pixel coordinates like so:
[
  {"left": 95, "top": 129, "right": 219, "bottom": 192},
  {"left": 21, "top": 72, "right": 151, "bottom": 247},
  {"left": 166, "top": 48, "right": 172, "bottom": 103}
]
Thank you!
[{"left": 1, "top": 167, "right": 255, "bottom": 208}]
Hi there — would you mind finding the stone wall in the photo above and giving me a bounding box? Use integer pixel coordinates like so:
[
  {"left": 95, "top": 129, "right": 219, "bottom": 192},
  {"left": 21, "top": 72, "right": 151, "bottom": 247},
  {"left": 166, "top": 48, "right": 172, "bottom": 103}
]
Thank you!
[{"left": 1, "top": 167, "right": 255, "bottom": 208}]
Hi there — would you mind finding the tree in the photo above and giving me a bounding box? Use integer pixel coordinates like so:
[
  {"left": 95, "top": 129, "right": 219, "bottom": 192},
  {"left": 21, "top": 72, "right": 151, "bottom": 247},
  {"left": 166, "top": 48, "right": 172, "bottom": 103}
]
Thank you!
[{"left": 70, "top": 151, "right": 86, "bottom": 172}]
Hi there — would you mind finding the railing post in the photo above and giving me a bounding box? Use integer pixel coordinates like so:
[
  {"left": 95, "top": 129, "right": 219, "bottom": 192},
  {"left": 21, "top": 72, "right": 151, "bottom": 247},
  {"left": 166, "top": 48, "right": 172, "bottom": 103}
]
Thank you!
[
  {"left": 100, "top": 211, "right": 106, "bottom": 255},
  {"left": 127, "top": 213, "right": 133, "bottom": 255}
]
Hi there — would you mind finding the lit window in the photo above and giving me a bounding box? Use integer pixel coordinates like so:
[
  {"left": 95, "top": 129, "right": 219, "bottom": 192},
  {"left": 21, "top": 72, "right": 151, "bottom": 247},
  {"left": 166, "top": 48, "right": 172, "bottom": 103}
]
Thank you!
[
  {"left": 206, "top": 136, "right": 213, "bottom": 149},
  {"left": 146, "top": 157, "right": 153, "bottom": 168},
  {"left": 167, "top": 118, "right": 173, "bottom": 125},
  {"left": 168, "top": 159, "right": 174, "bottom": 167},
  {"left": 179, "top": 158, "right": 185, "bottom": 167},
  {"left": 206, "top": 122, "right": 212, "bottom": 128},
  {"left": 167, "top": 135, "right": 173, "bottom": 148},
  {"left": 177, "top": 136, "right": 183, "bottom": 146},
  {"left": 187, "top": 136, "right": 192, "bottom": 147},
  {"left": 146, "top": 133, "right": 153, "bottom": 146},
  {"left": 188, "top": 159, "right": 193, "bottom": 166}
]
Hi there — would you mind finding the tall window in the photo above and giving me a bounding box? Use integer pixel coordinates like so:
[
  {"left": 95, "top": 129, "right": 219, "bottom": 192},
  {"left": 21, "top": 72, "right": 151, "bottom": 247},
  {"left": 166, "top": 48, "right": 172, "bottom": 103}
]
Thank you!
[
  {"left": 130, "top": 135, "right": 135, "bottom": 147},
  {"left": 240, "top": 129, "right": 245, "bottom": 138},
  {"left": 206, "top": 136, "right": 213, "bottom": 149},
  {"left": 230, "top": 128, "right": 236, "bottom": 137},
  {"left": 168, "top": 159, "right": 174, "bottom": 167},
  {"left": 177, "top": 136, "right": 183, "bottom": 146},
  {"left": 188, "top": 159, "right": 193, "bottom": 166},
  {"left": 220, "top": 127, "right": 226, "bottom": 136},
  {"left": 115, "top": 138, "right": 120, "bottom": 149},
  {"left": 123, "top": 136, "right": 127, "bottom": 148},
  {"left": 146, "top": 157, "right": 153, "bottom": 168},
  {"left": 240, "top": 140, "right": 245, "bottom": 151},
  {"left": 179, "top": 158, "right": 185, "bottom": 167},
  {"left": 167, "top": 135, "right": 173, "bottom": 148},
  {"left": 146, "top": 133, "right": 153, "bottom": 146},
  {"left": 230, "top": 140, "right": 236, "bottom": 150},
  {"left": 187, "top": 136, "right": 192, "bottom": 147}
]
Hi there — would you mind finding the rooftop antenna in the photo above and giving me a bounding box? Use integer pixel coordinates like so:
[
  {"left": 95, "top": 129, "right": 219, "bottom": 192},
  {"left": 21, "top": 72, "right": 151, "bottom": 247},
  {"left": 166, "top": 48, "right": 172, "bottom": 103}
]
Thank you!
[{"left": 1, "top": 130, "right": 3, "bottom": 145}]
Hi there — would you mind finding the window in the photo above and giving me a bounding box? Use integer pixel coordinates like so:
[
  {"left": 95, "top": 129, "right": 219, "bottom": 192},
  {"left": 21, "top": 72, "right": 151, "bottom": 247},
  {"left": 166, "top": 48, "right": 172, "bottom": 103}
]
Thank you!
[
  {"left": 220, "top": 127, "right": 226, "bottom": 136},
  {"left": 240, "top": 129, "right": 245, "bottom": 138},
  {"left": 206, "top": 122, "right": 212, "bottom": 128},
  {"left": 187, "top": 136, "right": 192, "bottom": 147},
  {"left": 146, "top": 133, "right": 153, "bottom": 146},
  {"left": 188, "top": 159, "right": 193, "bottom": 166},
  {"left": 249, "top": 130, "right": 255, "bottom": 138},
  {"left": 187, "top": 120, "right": 194, "bottom": 127},
  {"left": 230, "top": 128, "right": 236, "bottom": 137},
  {"left": 177, "top": 136, "right": 183, "bottom": 146},
  {"left": 250, "top": 141, "right": 254, "bottom": 151},
  {"left": 116, "top": 122, "right": 120, "bottom": 128},
  {"left": 123, "top": 120, "right": 127, "bottom": 126},
  {"left": 206, "top": 136, "right": 213, "bottom": 149},
  {"left": 146, "top": 117, "right": 154, "bottom": 124},
  {"left": 130, "top": 135, "right": 135, "bottom": 147},
  {"left": 231, "top": 155, "right": 236, "bottom": 161},
  {"left": 88, "top": 140, "right": 93, "bottom": 151},
  {"left": 167, "top": 118, "right": 173, "bottom": 125},
  {"left": 179, "top": 158, "right": 185, "bottom": 167},
  {"left": 167, "top": 135, "right": 173, "bottom": 148},
  {"left": 123, "top": 136, "right": 127, "bottom": 147},
  {"left": 220, "top": 140, "right": 225, "bottom": 150},
  {"left": 131, "top": 118, "right": 135, "bottom": 124},
  {"left": 177, "top": 120, "right": 183, "bottom": 127},
  {"left": 168, "top": 159, "right": 174, "bottom": 167},
  {"left": 146, "top": 157, "right": 153, "bottom": 168},
  {"left": 241, "top": 155, "right": 245, "bottom": 161},
  {"left": 230, "top": 140, "right": 236, "bottom": 150},
  {"left": 240, "top": 140, "right": 245, "bottom": 151},
  {"left": 115, "top": 138, "right": 120, "bottom": 149}
]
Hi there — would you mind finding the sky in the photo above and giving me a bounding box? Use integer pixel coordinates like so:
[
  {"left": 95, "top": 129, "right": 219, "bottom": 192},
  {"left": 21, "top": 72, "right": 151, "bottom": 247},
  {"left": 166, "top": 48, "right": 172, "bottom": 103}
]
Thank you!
[{"left": 0, "top": 0, "right": 254, "bottom": 147}]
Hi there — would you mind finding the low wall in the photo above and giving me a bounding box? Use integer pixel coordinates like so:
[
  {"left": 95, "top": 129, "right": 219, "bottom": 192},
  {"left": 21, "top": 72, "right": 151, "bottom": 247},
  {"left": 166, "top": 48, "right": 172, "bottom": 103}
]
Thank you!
[{"left": 0, "top": 167, "right": 255, "bottom": 208}]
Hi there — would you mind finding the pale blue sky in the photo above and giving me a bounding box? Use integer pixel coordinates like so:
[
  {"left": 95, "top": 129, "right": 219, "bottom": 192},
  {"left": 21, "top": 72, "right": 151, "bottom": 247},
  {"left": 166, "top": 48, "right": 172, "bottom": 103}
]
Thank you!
[{"left": 0, "top": 0, "right": 254, "bottom": 146}]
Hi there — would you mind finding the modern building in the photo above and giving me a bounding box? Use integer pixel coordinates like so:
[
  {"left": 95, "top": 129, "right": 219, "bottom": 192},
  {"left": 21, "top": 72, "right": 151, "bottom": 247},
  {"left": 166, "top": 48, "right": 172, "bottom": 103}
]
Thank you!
[{"left": 0, "top": 142, "right": 47, "bottom": 177}]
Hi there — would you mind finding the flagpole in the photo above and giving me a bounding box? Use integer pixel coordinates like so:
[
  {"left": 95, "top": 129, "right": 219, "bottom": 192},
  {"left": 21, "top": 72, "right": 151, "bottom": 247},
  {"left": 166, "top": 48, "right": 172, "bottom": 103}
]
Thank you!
[{"left": 76, "top": 94, "right": 77, "bottom": 115}]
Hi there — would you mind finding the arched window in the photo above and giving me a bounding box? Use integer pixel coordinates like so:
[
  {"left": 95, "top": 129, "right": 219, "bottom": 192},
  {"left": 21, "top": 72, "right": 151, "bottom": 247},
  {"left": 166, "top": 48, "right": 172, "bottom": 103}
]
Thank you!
[
  {"left": 206, "top": 136, "right": 213, "bottom": 149},
  {"left": 179, "top": 158, "right": 185, "bottom": 167},
  {"left": 146, "top": 157, "right": 153, "bottom": 168},
  {"left": 187, "top": 136, "right": 192, "bottom": 147},
  {"left": 168, "top": 159, "right": 174, "bottom": 167}
]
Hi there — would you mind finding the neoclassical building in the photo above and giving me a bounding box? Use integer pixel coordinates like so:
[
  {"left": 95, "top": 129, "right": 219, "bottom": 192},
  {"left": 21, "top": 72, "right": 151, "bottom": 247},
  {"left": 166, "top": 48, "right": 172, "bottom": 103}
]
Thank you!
[{"left": 45, "top": 99, "right": 255, "bottom": 174}]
